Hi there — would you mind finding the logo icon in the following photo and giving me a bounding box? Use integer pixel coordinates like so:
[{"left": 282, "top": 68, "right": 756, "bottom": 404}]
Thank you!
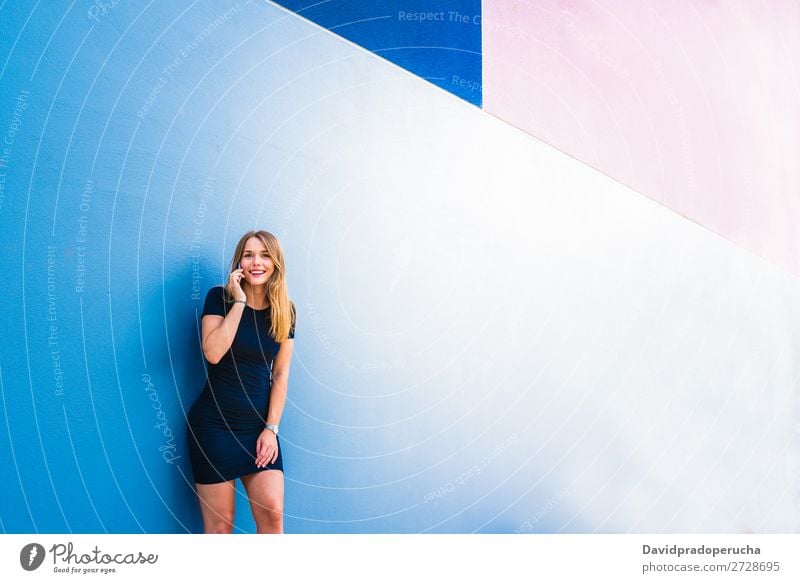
[{"left": 20, "top": 543, "right": 46, "bottom": 571}]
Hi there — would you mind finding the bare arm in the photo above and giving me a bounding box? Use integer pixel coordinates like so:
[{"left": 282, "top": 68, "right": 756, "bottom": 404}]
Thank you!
[
  {"left": 201, "top": 272, "right": 247, "bottom": 364},
  {"left": 266, "top": 338, "right": 294, "bottom": 426},
  {"left": 201, "top": 308, "right": 244, "bottom": 364},
  {"left": 256, "top": 338, "right": 294, "bottom": 467}
]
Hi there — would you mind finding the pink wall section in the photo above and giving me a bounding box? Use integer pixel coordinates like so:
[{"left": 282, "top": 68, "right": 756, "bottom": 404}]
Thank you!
[{"left": 483, "top": 1, "right": 800, "bottom": 274}]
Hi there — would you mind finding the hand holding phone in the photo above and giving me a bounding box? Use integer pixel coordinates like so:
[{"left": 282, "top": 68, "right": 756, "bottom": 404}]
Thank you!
[{"left": 228, "top": 260, "right": 246, "bottom": 302}]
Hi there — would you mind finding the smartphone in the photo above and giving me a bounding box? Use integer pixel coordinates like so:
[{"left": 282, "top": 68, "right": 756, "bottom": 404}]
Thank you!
[{"left": 237, "top": 261, "right": 241, "bottom": 270}]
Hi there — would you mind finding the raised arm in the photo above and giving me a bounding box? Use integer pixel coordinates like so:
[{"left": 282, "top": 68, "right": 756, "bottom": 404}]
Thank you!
[
  {"left": 201, "top": 272, "right": 247, "bottom": 364},
  {"left": 201, "top": 308, "right": 244, "bottom": 364}
]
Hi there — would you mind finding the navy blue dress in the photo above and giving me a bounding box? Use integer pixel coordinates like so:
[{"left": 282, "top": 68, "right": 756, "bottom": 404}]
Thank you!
[{"left": 187, "top": 285, "right": 295, "bottom": 484}]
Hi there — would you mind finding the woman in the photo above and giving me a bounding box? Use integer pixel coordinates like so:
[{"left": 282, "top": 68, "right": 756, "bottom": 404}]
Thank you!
[{"left": 187, "top": 230, "right": 295, "bottom": 534}]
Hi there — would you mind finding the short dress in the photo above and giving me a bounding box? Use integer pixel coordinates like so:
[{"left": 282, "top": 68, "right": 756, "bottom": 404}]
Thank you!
[{"left": 187, "top": 285, "right": 295, "bottom": 484}]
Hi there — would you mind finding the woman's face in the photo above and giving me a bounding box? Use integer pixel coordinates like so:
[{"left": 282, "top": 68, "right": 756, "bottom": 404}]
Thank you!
[{"left": 239, "top": 236, "right": 275, "bottom": 286}]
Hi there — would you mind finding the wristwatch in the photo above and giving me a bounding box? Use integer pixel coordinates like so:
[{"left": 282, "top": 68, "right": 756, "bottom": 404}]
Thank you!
[{"left": 265, "top": 423, "right": 279, "bottom": 436}]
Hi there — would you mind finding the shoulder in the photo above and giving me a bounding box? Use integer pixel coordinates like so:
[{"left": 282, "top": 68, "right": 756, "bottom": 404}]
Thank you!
[
  {"left": 207, "top": 285, "right": 227, "bottom": 300},
  {"left": 202, "top": 286, "right": 230, "bottom": 318}
]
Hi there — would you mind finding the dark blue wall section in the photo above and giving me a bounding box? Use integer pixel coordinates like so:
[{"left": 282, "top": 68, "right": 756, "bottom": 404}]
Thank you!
[{"left": 272, "top": 0, "right": 482, "bottom": 106}]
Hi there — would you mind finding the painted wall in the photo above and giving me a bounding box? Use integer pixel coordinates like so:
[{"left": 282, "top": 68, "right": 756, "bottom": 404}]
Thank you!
[
  {"left": 0, "top": 1, "right": 797, "bottom": 534},
  {"left": 272, "top": 0, "right": 482, "bottom": 105},
  {"left": 483, "top": 0, "right": 800, "bottom": 276}
]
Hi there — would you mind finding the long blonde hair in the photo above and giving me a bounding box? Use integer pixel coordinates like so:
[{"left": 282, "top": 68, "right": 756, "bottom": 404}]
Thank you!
[{"left": 224, "top": 230, "right": 294, "bottom": 342}]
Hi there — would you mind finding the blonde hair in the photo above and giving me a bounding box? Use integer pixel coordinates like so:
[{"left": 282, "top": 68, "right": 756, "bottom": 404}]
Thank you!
[{"left": 224, "top": 230, "right": 294, "bottom": 342}]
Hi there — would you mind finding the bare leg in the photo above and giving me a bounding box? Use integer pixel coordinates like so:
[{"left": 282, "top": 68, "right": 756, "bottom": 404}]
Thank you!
[
  {"left": 195, "top": 480, "right": 236, "bottom": 534},
  {"left": 241, "top": 470, "right": 284, "bottom": 534}
]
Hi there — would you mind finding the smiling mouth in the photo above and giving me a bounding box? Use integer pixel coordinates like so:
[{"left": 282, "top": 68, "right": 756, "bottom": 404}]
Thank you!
[{"left": 250, "top": 270, "right": 266, "bottom": 276}]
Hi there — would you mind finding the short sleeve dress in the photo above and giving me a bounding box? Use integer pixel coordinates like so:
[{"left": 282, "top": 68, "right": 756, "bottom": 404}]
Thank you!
[{"left": 187, "top": 285, "right": 295, "bottom": 484}]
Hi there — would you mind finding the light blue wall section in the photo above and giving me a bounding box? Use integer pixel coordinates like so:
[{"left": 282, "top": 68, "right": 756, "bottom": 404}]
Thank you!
[{"left": 1, "top": 1, "right": 798, "bottom": 534}]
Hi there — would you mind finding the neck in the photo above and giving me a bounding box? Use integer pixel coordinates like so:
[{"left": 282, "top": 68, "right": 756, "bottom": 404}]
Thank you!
[{"left": 244, "top": 284, "right": 268, "bottom": 309}]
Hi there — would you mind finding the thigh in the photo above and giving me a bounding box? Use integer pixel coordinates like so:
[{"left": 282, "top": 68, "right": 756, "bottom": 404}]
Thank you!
[
  {"left": 195, "top": 480, "right": 236, "bottom": 523},
  {"left": 241, "top": 470, "right": 284, "bottom": 512}
]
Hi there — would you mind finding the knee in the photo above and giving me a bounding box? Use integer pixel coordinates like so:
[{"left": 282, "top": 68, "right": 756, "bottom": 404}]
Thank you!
[
  {"left": 253, "top": 502, "right": 283, "bottom": 534},
  {"left": 255, "top": 494, "right": 283, "bottom": 517},
  {"left": 204, "top": 512, "right": 235, "bottom": 534}
]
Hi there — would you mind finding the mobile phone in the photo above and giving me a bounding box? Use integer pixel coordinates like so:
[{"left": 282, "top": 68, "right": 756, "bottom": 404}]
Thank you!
[{"left": 237, "top": 261, "right": 241, "bottom": 270}]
